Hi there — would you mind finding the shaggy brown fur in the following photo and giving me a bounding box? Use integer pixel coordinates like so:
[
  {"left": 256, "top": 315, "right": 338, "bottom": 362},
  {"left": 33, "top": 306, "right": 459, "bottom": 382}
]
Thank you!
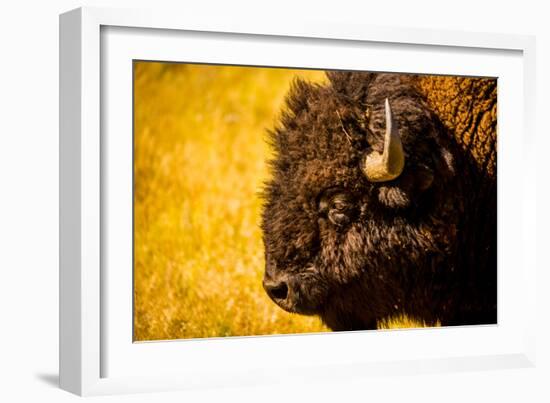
[
  {"left": 417, "top": 76, "right": 497, "bottom": 178},
  {"left": 261, "top": 71, "right": 496, "bottom": 330}
]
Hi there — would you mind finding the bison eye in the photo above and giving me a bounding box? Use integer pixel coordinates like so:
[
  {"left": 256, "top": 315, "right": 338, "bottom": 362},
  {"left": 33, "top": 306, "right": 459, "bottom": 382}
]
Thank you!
[
  {"left": 319, "top": 192, "right": 355, "bottom": 228},
  {"left": 328, "top": 210, "right": 350, "bottom": 227}
]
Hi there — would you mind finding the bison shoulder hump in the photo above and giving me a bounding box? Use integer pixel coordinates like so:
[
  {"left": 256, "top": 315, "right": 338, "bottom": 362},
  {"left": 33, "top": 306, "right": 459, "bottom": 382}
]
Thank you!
[{"left": 416, "top": 76, "right": 497, "bottom": 178}]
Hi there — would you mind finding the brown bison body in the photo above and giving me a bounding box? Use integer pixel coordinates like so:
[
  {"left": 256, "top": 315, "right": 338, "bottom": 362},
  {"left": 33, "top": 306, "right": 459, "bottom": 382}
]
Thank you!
[{"left": 261, "top": 72, "right": 496, "bottom": 330}]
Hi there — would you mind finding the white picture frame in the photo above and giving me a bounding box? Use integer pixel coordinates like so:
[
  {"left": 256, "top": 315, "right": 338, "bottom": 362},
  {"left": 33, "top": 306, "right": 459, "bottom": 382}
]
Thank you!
[{"left": 59, "top": 6, "right": 537, "bottom": 396}]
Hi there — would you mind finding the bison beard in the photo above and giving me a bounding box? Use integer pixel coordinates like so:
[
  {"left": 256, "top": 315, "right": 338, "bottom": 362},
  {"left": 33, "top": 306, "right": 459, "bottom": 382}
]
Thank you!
[{"left": 261, "top": 71, "right": 497, "bottom": 331}]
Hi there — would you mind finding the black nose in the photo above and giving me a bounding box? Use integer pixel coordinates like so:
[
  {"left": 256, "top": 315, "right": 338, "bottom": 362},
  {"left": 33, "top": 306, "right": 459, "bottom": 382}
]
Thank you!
[{"left": 263, "top": 279, "right": 289, "bottom": 301}]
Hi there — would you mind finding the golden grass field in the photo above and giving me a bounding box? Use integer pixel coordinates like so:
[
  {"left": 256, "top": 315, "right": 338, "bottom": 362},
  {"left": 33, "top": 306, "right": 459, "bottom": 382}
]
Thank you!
[{"left": 133, "top": 62, "right": 425, "bottom": 341}]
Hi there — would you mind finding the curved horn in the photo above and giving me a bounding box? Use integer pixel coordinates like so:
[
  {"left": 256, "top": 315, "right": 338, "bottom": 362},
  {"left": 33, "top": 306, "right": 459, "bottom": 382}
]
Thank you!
[{"left": 362, "top": 98, "right": 405, "bottom": 182}]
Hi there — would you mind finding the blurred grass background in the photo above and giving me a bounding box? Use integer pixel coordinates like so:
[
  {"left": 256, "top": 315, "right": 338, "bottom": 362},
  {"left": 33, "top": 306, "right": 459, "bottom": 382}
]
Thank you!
[
  {"left": 133, "top": 62, "right": 425, "bottom": 341},
  {"left": 134, "top": 62, "right": 330, "bottom": 340}
]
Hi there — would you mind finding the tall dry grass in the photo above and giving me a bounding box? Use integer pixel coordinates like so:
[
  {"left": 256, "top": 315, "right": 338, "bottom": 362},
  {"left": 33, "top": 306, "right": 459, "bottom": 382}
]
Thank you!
[
  {"left": 134, "top": 62, "right": 331, "bottom": 340},
  {"left": 133, "top": 62, "right": 427, "bottom": 341}
]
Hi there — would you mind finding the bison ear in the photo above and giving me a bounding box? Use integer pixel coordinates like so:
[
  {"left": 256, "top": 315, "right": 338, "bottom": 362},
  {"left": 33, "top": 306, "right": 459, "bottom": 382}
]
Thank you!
[
  {"left": 376, "top": 164, "right": 434, "bottom": 209},
  {"left": 439, "top": 148, "right": 455, "bottom": 177},
  {"left": 413, "top": 164, "right": 435, "bottom": 191}
]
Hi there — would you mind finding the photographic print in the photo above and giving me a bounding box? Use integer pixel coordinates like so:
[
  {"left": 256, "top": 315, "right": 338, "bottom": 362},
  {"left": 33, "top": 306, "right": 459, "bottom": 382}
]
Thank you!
[{"left": 133, "top": 62, "right": 496, "bottom": 341}]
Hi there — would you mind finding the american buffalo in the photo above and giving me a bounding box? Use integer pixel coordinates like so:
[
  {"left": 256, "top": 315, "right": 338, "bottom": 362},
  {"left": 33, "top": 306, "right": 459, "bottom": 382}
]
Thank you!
[{"left": 261, "top": 71, "right": 496, "bottom": 330}]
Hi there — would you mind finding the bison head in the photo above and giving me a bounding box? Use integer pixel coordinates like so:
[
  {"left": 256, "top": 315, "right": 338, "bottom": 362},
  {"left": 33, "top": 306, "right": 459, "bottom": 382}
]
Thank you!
[{"left": 261, "top": 72, "right": 461, "bottom": 330}]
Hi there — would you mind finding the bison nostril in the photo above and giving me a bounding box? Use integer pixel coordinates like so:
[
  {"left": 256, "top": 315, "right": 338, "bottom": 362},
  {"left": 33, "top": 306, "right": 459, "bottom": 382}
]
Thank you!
[{"left": 265, "top": 281, "right": 289, "bottom": 300}]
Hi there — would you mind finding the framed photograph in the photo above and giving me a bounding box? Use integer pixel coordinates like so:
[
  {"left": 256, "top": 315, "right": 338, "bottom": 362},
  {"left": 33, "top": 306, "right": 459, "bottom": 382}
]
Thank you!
[{"left": 60, "top": 6, "right": 537, "bottom": 396}]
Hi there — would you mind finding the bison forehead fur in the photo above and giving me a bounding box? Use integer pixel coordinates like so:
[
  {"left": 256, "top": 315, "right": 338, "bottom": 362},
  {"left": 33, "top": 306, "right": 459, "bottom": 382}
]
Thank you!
[{"left": 261, "top": 71, "right": 496, "bottom": 330}]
